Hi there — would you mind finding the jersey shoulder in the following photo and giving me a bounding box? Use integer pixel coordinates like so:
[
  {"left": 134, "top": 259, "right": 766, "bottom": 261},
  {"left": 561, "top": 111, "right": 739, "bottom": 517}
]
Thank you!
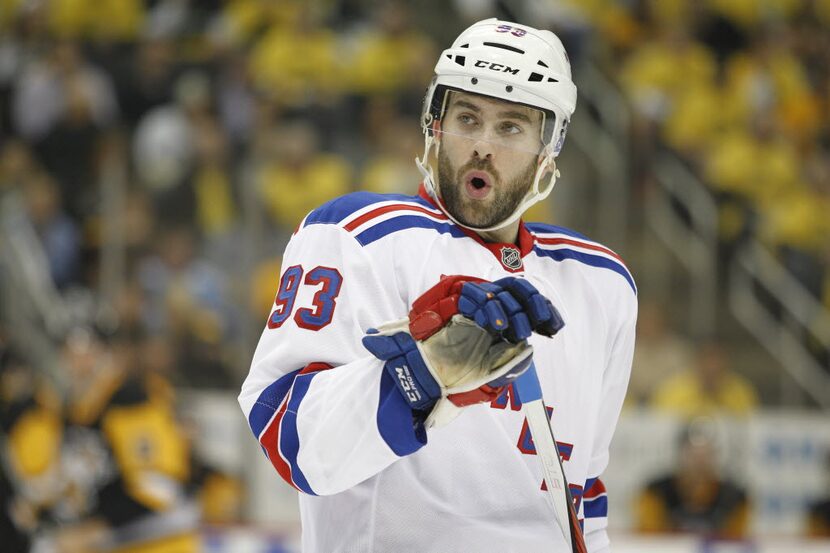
[
  {"left": 525, "top": 222, "right": 593, "bottom": 242},
  {"left": 300, "top": 191, "right": 458, "bottom": 246},
  {"left": 526, "top": 222, "right": 636, "bottom": 295},
  {"left": 302, "top": 192, "right": 433, "bottom": 227}
]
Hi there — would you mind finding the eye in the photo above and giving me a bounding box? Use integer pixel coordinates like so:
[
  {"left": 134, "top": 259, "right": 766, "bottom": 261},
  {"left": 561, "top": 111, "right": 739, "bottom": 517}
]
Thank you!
[
  {"left": 457, "top": 113, "right": 478, "bottom": 126},
  {"left": 499, "top": 121, "right": 522, "bottom": 135}
]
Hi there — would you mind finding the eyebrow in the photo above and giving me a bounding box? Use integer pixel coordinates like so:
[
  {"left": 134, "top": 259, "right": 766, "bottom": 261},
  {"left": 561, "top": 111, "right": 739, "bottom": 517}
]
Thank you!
[
  {"left": 451, "top": 99, "right": 534, "bottom": 124},
  {"left": 498, "top": 110, "right": 533, "bottom": 124}
]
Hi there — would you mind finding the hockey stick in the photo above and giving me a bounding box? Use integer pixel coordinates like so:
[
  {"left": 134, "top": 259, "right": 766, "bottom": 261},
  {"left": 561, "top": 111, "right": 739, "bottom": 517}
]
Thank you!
[{"left": 513, "top": 362, "right": 587, "bottom": 553}]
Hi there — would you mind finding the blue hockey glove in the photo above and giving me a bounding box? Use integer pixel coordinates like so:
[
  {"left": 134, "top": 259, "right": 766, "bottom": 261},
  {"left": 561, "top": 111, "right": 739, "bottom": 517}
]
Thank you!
[
  {"left": 492, "top": 276, "right": 565, "bottom": 339},
  {"left": 363, "top": 316, "right": 533, "bottom": 427}
]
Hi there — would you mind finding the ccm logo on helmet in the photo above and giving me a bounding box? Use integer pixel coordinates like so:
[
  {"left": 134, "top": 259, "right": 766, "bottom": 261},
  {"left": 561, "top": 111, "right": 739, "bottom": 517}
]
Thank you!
[{"left": 474, "top": 60, "right": 520, "bottom": 75}]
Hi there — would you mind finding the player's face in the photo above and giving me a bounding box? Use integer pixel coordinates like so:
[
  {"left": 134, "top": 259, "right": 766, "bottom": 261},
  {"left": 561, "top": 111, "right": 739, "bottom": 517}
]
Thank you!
[{"left": 436, "top": 91, "right": 544, "bottom": 228}]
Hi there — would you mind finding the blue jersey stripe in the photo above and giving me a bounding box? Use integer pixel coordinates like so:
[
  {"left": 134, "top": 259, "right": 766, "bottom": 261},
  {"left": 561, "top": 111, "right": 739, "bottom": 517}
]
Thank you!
[
  {"left": 583, "top": 495, "right": 608, "bottom": 518},
  {"left": 355, "top": 214, "right": 466, "bottom": 246},
  {"left": 377, "top": 371, "right": 428, "bottom": 456},
  {"left": 532, "top": 246, "right": 637, "bottom": 294},
  {"left": 278, "top": 372, "right": 320, "bottom": 495},
  {"left": 584, "top": 477, "right": 598, "bottom": 492},
  {"left": 248, "top": 366, "right": 333, "bottom": 495},
  {"left": 248, "top": 370, "right": 300, "bottom": 439},
  {"left": 303, "top": 192, "right": 435, "bottom": 227},
  {"left": 525, "top": 222, "right": 592, "bottom": 241}
]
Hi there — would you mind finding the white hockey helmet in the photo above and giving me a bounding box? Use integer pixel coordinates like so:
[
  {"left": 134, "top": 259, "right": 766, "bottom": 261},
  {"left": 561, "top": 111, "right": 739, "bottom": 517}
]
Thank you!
[{"left": 416, "top": 18, "right": 577, "bottom": 232}]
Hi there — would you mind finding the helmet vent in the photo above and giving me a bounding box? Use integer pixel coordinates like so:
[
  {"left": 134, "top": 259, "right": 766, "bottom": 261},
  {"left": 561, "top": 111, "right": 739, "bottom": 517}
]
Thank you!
[
  {"left": 529, "top": 72, "right": 559, "bottom": 83},
  {"left": 461, "top": 43, "right": 469, "bottom": 48},
  {"left": 483, "top": 42, "right": 524, "bottom": 54},
  {"left": 537, "top": 60, "right": 549, "bottom": 68},
  {"left": 445, "top": 54, "right": 467, "bottom": 66}
]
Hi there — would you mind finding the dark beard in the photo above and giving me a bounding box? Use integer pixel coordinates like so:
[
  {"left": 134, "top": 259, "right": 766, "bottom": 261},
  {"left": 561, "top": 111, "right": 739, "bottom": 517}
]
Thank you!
[{"left": 437, "top": 147, "right": 537, "bottom": 229}]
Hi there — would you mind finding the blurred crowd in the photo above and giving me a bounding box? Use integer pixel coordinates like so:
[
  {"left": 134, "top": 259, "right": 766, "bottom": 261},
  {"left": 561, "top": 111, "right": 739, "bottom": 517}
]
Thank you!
[
  {"left": 0, "top": 0, "right": 439, "bottom": 550},
  {"left": 591, "top": 2, "right": 829, "bottom": 535},
  {"left": 0, "top": 326, "right": 243, "bottom": 552},
  {"left": 0, "top": 0, "right": 439, "bottom": 388},
  {"left": 0, "top": 0, "right": 829, "bottom": 549},
  {"left": 610, "top": 0, "right": 830, "bottom": 365},
  {"left": 598, "top": 0, "right": 830, "bottom": 288}
]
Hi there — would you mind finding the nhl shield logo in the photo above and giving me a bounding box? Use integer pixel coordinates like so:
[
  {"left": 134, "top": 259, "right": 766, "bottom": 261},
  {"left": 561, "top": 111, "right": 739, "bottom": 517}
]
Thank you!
[{"left": 500, "top": 246, "right": 522, "bottom": 270}]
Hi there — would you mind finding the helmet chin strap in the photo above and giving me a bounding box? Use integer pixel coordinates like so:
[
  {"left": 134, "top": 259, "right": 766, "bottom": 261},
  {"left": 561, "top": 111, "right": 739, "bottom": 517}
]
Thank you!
[
  {"left": 415, "top": 131, "right": 437, "bottom": 198},
  {"left": 415, "top": 134, "right": 559, "bottom": 234}
]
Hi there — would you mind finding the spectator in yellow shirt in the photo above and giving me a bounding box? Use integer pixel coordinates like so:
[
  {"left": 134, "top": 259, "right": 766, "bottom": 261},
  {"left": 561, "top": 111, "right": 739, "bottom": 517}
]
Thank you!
[
  {"left": 626, "top": 299, "right": 694, "bottom": 407},
  {"left": 247, "top": 4, "right": 341, "bottom": 106},
  {"left": 651, "top": 339, "right": 759, "bottom": 417},
  {"left": 348, "top": 1, "right": 436, "bottom": 96},
  {"left": 721, "top": 33, "right": 821, "bottom": 144},
  {"left": 257, "top": 121, "right": 352, "bottom": 230},
  {"left": 620, "top": 25, "right": 717, "bottom": 123}
]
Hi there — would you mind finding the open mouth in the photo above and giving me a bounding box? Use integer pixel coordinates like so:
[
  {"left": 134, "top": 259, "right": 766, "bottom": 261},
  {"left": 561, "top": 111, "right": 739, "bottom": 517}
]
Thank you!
[{"left": 463, "top": 170, "right": 493, "bottom": 200}]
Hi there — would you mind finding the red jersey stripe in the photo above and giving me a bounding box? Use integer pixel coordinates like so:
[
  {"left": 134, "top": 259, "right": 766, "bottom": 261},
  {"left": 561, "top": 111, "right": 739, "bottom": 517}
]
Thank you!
[
  {"left": 260, "top": 396, "right": 299, "bottom": 491},
  {"left": 534, "top": 236, "right": 625, "bottom": 264},
  {"left": 584, "top": 477, "right": 607, "bottom": 499},
  {"left": 344, "top": 204, "right": 447, "bottom": 232},
  {"left": 259, "top": 362, "right": 334, "bottom": 491},
  {"left": 298, "top": 362, "right": 336, "bottom": 376}
]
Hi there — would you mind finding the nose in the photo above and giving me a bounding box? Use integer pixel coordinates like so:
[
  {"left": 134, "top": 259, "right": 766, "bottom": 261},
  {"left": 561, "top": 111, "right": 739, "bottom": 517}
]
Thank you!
[{"left": 472, "top": 138, "right": 494, "bottom": 160}]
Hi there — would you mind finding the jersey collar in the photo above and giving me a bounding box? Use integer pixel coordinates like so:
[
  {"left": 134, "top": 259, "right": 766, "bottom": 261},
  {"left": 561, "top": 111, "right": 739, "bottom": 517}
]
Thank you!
[{"left": 418, "top": 183, "right": 535, "bottom": 273}]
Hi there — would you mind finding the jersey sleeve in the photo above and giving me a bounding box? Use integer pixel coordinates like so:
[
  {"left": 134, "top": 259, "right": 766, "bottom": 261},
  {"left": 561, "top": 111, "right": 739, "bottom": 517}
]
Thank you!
[
  {"left": 582, "top": 287, "right": 637, "bottom": 552},
  {"left": 238, "top": 222, "right": 427, "bottom": 496}
]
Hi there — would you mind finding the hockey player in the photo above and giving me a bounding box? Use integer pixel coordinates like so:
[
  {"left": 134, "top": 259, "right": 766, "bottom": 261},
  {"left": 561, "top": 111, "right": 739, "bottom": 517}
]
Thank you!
[{"left": 239, "top": 18, "right": 636, "bottom": 552}]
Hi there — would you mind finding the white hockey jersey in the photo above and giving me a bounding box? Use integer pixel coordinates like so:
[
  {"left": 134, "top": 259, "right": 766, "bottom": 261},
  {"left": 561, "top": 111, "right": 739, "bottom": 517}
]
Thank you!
[{"left": 239, "top": 188, "right": 637, "bottom": 553}]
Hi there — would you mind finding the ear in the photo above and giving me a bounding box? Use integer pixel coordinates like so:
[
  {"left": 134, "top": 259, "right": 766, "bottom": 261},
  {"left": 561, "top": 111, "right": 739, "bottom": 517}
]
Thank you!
[{"left": 431, "top": 119, "right": 442, "bottom": 143}]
